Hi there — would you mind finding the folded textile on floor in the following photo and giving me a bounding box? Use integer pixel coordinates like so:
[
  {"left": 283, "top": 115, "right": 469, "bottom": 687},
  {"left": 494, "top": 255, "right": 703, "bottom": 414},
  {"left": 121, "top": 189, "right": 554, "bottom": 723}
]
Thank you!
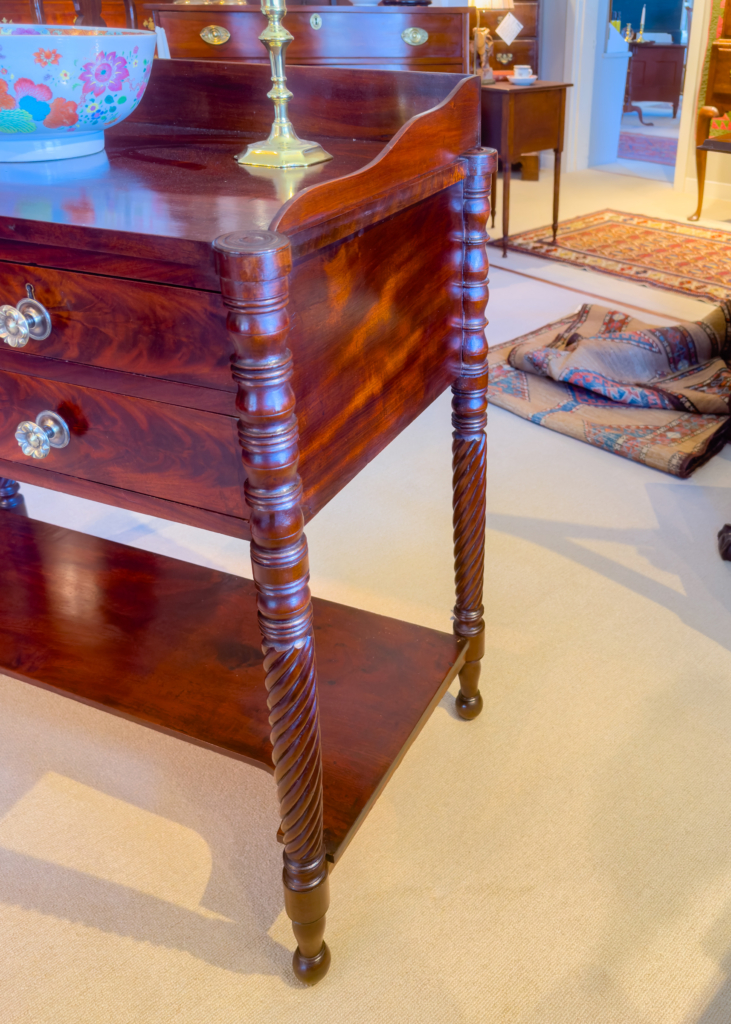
[{"left": 488, "top": 302, "right": 731, "bottom": 477}]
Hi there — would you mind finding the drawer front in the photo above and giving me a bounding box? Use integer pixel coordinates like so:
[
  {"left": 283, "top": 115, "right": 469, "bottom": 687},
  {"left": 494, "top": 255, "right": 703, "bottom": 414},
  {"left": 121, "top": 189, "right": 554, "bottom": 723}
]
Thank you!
[
  {"left": 491, "top": 38, "right": 538, "bottom": 73},
  {"left": 160, "top": 10, "right": 468, "bottom": 62},
  {"left": 511, "top": 90, "right": 563, "bottom": 154},
  {"left": 0, "top": 371, "right": 245, "bottom": 517},
  {"left": 0, "top": 264, "right": 234, "bottom": 392}
]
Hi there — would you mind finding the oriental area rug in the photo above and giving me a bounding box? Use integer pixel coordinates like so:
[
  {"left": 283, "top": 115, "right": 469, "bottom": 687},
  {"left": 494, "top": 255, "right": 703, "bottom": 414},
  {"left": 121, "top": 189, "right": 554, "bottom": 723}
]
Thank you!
[
  {"left": 488, "top": 302, "right": 731, "bottom": 477},
  {"left": 617, "top": 132, "right": 678, "bottom": 166},
  {"left": 498, "top": 210, "right": 731, "bottom": 304}
]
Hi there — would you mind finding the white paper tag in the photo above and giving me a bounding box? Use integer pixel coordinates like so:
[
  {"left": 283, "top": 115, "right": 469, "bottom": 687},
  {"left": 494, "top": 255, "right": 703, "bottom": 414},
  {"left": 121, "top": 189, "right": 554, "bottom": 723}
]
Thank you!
[
  {"left": 155, "top": 26, "right": 171, "bottom": 60},
  {"left": 495, "top": 12, "right": 523, "bottom": 47}
]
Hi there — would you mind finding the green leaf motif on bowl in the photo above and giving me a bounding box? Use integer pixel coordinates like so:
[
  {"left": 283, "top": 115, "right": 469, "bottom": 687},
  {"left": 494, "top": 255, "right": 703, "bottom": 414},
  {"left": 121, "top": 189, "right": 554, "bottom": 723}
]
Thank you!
[{"left": 0, "top": 108, "right": 35, "bottom": 133}]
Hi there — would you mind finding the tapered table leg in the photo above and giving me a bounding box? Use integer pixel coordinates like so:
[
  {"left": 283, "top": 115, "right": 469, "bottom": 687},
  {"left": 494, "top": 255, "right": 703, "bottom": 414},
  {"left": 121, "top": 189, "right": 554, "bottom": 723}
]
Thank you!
[
  {"left": 452, "top": 147, "right": 494, "bottom": 719},
  {"left": 552, "top": 148, "right": 562, "bottom": 245},
  {"left": 214, "top": 230, "right": 330, "bottom": 985},
  {"left": 501, "top": 153, "right": 510, "bottom": 258},
  {"left": 0, "top": 478, "right": 27, "bottom": 516}
]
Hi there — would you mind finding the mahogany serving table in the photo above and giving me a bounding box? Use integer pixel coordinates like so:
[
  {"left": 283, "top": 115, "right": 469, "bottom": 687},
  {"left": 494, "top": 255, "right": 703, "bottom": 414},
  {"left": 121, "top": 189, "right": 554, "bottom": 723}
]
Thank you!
[{"left": 0, "top": 59, "right": 495, "bottom": 984}]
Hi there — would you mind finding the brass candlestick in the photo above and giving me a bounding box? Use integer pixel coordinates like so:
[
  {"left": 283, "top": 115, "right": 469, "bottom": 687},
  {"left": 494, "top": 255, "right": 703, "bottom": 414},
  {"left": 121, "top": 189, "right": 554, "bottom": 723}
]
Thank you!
[{"left": 236, "top": 0, "right": 332, "bottom": 168}]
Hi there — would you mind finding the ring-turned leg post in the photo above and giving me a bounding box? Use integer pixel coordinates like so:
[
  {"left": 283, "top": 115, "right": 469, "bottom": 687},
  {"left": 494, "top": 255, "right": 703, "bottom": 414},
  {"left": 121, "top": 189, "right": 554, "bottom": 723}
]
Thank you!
[
  {"left": 214, "top": 230, "right": 330, "bottom": 985},
  {"left": 453, "top": 148, "right": 494, "bottom": 720},
  {"left": 0, "top": 478, "right": 27, "bottom": 516}
]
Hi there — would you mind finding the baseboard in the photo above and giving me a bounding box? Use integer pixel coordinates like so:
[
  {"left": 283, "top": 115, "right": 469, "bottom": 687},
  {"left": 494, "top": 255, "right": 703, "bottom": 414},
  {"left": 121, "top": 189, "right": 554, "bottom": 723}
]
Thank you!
[{"left": 683, "top": 175, "right": 731, "bottom": 203}]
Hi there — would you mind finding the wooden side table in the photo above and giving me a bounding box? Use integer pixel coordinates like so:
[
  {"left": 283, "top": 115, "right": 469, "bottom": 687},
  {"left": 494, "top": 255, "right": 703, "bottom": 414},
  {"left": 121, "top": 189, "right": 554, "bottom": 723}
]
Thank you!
[
  {"left": 623, "top": 42, "right": 686, "bottom": 124},
  {"left": 0, "top": 59, "right": 494, "bottom": 986},
  {"left": 481, "top": 80, "right": 571, "bottom": 258}
]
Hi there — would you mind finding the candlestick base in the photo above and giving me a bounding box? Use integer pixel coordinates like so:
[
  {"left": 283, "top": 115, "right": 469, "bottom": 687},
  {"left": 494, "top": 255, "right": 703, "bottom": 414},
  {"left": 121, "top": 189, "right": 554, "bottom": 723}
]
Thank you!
[{"left": 236, "top": 133, "right": 332, "bottom": 169}]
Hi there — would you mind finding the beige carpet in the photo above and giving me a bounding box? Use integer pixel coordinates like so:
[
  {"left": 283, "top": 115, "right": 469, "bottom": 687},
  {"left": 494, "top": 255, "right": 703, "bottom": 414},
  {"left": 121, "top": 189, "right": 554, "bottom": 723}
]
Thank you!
[{"left": 2, "top": 267, "right": 731, "bottom": 1023}]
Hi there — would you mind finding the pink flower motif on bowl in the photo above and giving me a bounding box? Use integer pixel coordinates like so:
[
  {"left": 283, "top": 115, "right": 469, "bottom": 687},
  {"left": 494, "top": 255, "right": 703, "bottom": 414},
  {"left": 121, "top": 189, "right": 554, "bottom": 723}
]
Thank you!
[
  {"left": 79, "top": 51, "right": 129, "bottom": 98},
  {"left": 0, "top": 24, "right": 156, "bottom": 162}
]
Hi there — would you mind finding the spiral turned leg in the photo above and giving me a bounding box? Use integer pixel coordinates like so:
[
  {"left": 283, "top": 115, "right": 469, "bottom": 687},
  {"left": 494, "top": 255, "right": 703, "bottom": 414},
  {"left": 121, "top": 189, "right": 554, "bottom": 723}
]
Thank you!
[
  {"left": 214, "top": 229, "right": 331, "bottom": 985},
  {"left": 452, "top": 431, "right": 486, "bottom": 721},
  {"left": 451, "top": 147, "right": 493, "bottom": 720},
  {"left": 0, "top": 478, "right": 27, "bottom": 516},
  {"left": 264, "top": 634, "right": 330, "bottom": 984}
]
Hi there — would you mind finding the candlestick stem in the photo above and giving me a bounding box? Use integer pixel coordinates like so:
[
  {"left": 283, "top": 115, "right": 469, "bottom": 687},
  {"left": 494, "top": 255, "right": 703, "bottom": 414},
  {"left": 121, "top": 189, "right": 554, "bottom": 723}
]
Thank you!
[{"left": 236, "top": 0, "right": 332, "bottom": 168}]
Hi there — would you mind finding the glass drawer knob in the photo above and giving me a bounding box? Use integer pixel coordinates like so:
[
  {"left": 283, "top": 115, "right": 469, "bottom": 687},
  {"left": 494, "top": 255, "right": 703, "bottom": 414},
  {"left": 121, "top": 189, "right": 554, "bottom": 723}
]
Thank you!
[
  {"left": 15, "top": 411, "right": 70, "bottom": 460},
  {"left": 0, "top": 285, "right": 52, "bottom": 349}
]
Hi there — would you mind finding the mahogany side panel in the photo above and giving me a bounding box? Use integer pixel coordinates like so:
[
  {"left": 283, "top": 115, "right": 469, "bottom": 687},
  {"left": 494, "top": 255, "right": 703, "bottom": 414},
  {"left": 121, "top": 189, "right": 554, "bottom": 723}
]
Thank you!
[
  {"left": 288, "top": 185, "right": 464, "bottom": 521},
  {"left": 0, "top": 370, "right": 248, "bottom": 517},
  {"left": 273, "top": 75, "right": 479, "bottom": 239},
  {"left": 0, "top": 264, "right": 233, "bottom": 392}
]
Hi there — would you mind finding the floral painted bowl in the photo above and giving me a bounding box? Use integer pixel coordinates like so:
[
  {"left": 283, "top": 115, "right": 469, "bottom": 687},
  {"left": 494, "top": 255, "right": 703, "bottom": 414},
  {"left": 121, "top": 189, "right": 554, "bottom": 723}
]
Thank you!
[{"left": 0, "top": 25, "right": 156, "bottom": 162}]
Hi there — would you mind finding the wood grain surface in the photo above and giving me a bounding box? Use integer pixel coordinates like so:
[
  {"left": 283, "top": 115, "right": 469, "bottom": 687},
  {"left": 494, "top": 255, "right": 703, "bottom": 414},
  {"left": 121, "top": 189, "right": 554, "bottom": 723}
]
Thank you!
[
  {"left": 0, "top": 264, "right": 233, "bottom": 391},
  {"left": 287, "top": 185, "right": 464, "bottom": 521},
  {"left": 0, "top": 370, "right": 247, "bottom": 516},
  {"left": 155, "top": 7, "right": 473, "bottom": 72},
  {"left": 0, "top": 515, "right": 463, "bottom": 860}
]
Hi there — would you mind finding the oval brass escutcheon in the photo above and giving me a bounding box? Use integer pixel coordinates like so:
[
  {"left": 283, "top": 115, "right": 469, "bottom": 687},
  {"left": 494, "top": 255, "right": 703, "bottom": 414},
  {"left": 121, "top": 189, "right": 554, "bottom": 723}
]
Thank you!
[
  {"left": 401, "top": 26, "right": 428, "bottom": 46},
  {"left": 310, "top": 13, "right": 322, "bottom": 29},
  {"left": 200, "top": 24, "right": 231, "bottom": 44}
]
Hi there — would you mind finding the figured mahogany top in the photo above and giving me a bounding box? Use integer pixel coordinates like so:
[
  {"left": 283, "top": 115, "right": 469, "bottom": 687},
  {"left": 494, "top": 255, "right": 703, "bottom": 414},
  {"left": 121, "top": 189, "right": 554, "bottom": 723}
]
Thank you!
[
  {"left": 0, "top": 59, "right": 477, "bottom": 288},
  {"left": 0, "top": 125, "right": 381, "bottom": 240}
]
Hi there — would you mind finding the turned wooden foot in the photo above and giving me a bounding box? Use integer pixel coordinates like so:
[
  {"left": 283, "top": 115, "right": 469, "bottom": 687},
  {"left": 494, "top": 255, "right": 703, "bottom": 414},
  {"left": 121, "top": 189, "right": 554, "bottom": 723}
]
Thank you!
[
  {"left": 0, "top": 478, "right": 27, "bottom": 516},
  {"left": 285, "top": 874, "right": 331, "bottom": 984},
  {"left": 455, "top": 628, "right": 485, "bottom": 720}
]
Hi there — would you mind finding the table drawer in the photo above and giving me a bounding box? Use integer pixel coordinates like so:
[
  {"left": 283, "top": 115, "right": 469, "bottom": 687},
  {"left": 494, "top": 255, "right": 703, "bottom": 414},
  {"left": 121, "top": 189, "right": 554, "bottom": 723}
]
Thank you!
[
  {"left": 491, "top": 38, "right": 538, "bottom": 73},
  {"left": 0, "top": 264, "right": 234, "bottom": 392},
  {"left": 159, "top": 10, "right": 469, "bottom": 63},
  {"left": 0, "top": 370, "right": 245, "bottom": 517}
]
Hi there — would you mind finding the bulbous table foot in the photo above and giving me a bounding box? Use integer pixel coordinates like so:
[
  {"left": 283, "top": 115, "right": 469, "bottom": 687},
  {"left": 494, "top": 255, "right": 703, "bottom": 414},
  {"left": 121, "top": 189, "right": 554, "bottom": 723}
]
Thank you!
[
  {"left": 293, "top": 941, "right": 331, "bottom": 985},
  {"left": 455, "top": 690, "right": 483, "bottom": 720}
]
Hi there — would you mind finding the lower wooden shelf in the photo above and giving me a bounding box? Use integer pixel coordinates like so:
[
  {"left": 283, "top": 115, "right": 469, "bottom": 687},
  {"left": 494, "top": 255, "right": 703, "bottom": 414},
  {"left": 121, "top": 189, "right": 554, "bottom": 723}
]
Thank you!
[{"left": 0, "top": 515, "right": 464, "bottom": 863}]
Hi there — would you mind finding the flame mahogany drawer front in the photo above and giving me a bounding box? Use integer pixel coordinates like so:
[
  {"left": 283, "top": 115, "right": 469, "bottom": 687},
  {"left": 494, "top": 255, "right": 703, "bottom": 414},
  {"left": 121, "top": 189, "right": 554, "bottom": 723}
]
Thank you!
[
  {"left": 155, "top": 9, "right": 471, "bottom": 67},
  {"left": 0, "top": 263, "right": 234, "bottom": 392},
  {"left": 0, "top": 369, "right": 246, "bottom": 516}
]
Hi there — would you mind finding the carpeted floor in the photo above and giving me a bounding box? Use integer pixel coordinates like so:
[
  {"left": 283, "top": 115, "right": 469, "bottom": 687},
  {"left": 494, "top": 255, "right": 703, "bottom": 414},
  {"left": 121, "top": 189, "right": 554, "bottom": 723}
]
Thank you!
[
  {"left": 4, "top": 266, "right": 731, "bottom": 1023},
  {"left": 499, "top": 210, "right": 731, "bottom": 303},
  {"left": 617, "top": 132, "right": 678, "bottom": 166}
]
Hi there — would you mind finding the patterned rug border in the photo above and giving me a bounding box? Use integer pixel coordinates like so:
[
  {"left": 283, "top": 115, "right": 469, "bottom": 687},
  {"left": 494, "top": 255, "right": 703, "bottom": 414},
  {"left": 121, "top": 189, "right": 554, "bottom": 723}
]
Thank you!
[{"left": 494, "top": 209, "right": 731, "bottom": 304}]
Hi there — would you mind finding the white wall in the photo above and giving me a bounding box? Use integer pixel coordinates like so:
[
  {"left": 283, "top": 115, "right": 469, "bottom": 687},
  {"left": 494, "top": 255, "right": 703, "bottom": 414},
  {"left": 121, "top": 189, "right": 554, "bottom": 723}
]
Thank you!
[{"left": 674, "top": 0, "right": 731, "bottom": 203}]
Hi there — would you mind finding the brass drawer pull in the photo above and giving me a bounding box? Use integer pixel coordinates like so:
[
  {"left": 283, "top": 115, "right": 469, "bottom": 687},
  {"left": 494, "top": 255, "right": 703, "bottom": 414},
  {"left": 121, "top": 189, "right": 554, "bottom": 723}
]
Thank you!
[
  {"left": 496, "top": 53, "right": 514, "bottom": 64},
  {"left": 15, "top": 410, "right": 70, "bottom": 460},
  {"left": 200, "top": 24, "right": 231, "bottom": 45},
  {"left": 401, "top": 27, "right": 428, "bottom": 46},
  {"left": 0, "top": 284, "right": 52, "bottom": 349}
]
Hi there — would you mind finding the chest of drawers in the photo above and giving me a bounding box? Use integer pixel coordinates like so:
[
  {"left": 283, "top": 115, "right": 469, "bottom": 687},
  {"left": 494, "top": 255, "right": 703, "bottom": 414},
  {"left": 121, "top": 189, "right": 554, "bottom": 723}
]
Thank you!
[
  {"left": 0, "top": 57, "right": 494, "bottom": 984},
  {"left": 152, "top": 4, "right": 475, "bottom": 73}
]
